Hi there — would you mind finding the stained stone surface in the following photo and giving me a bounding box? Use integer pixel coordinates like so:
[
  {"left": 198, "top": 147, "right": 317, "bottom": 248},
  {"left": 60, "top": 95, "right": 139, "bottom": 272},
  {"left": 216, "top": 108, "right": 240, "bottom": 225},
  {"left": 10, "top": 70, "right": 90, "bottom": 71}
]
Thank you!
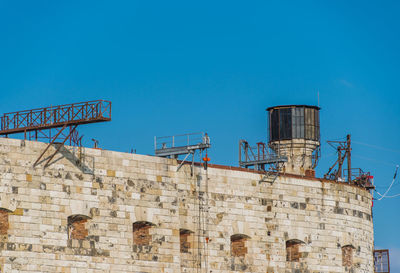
[{"left": 0, "top": 138, "right": 374, "bottom": 273}]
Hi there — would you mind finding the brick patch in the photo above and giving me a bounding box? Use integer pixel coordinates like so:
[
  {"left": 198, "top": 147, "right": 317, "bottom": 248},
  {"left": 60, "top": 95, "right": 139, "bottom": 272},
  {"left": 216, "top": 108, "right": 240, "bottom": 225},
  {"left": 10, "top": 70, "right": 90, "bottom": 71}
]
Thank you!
[
  {"left": 231, "top": 235, "right": 248, "bottom": 257},
  {"left": 342, "top": 245, "right": 353, "bottom": 267},
  {"left": 180, "top": 230, "right": 192, "bottom": 253},
  {"left": 286, "top": 240, "right": 301, "bottom": 262},
  {"left": 133, "top": 222, "right": 153, "bottom": 246},
  {"left": 0, "top": 209, "right": 9, "bottom": 235},
  {"left": 68, "top": 216, "right": 88, "bottom": 240}
]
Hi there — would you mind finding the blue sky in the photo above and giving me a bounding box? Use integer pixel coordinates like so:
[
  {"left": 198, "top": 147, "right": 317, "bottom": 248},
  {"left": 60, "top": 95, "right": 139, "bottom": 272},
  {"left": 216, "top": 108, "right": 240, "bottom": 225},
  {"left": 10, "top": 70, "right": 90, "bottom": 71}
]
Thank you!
[{"left": 1, "top": 0, "right": 399, "bottom": 269}]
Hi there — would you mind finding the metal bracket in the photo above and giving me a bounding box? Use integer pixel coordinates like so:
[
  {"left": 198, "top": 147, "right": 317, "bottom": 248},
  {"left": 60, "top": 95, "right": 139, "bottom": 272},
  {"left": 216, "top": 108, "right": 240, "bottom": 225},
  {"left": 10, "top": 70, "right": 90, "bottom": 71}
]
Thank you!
[
  {"left": 34, "top": 125, "right": 78, "bottom": 168},
  {"left": 259, "top": 171, "right": 280, "bottom": 184},
  {"left": 176, "top": 151, "right": 197, "bottom": 177},
  {"left": 155, "top": 132, "right": 211, "bottom": 176},
  {"left": 239, "top": 139, "right": 287, "bottom": 171},
  {"left": 176, "top": 152, "right": 193, "bottom": 172}
]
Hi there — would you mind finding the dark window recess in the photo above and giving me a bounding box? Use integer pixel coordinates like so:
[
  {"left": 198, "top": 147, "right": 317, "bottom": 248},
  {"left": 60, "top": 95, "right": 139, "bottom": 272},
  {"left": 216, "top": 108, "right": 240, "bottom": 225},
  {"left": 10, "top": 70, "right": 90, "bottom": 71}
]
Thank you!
[
  {"left": 342, "top": 245, "right": 354, "bottom": 267},
  {"left": 68, "top": 215, "right": 89, "bottom": 240},
  {"left": 231, "top": 234, "right": 249, "bottom": 257},
  {"left": 180, "top": 229, "right": 193, "bottom": 253},
  {"left": 133, "top": 221, "right": 154, "bottom": 246},
  {"left": 286, "top": 240, "right": 302, "bottom": 262}
]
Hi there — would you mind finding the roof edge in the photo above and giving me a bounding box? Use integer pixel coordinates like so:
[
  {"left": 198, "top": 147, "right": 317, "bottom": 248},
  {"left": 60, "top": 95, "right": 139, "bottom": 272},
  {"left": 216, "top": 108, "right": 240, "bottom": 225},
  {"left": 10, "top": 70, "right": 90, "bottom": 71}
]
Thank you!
[{"left": 266, "top": 105, "right": 321, "bottom": 111}]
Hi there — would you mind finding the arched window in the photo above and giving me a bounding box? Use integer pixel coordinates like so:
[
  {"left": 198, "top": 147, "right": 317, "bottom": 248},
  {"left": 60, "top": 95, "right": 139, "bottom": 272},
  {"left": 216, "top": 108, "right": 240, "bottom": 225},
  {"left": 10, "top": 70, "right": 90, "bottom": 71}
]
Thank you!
[
  {"left": 132, "top": 221, "right": 155, "bottom": 246},
  {"left": 180, "top": 229, "right": 193, "bottom": 253},
  {"left": 0, "top": 208, "right": 10, "bottom": 235},
  {"left": 286, "top": 239, "right": 304, "bottom": 262},
  {"left": 342, "top": 245, "right": 355, "bottom": 267},
  {"left": 68, "top": 215, "right": 90, "bottom": 240},
  {"left": 231, "top": 234, "right": 250, "bottom": 257}
]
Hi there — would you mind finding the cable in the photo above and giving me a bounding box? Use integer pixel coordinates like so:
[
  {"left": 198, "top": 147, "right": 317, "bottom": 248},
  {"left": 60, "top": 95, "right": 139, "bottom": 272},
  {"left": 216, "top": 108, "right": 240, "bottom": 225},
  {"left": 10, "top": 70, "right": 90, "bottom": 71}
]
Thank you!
[
  {"left": 319, "top": 153, "right": 338, "bottom": 159},
  {"left": 352, "top": 154, "right": 398, "bottom": 167},
  {"left": 375, "top": 165, "right": 399, "bottom": 200},
  {"left": 375, "top": 192, "right": 400, "bottom": 198},
  {"left": 352, "top": 141, "right": 400, "bottom": 155},
  {"left": 328, "top": 136, "right": 347, "bottom": 141}
]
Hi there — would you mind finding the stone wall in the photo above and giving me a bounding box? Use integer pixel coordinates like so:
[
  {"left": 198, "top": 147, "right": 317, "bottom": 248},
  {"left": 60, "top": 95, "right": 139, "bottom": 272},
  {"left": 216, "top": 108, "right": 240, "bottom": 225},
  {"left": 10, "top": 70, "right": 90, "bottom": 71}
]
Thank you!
[{"left": 0, "top": 138, "right": 374, "bottom": 272}]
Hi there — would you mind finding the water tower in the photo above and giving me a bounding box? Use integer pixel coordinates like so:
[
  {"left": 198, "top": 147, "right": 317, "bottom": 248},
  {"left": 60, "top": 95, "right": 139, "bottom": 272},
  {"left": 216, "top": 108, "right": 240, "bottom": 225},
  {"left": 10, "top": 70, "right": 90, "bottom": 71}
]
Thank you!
[{"left": 267, "top": 105, "right": 320, "bottom": 176}]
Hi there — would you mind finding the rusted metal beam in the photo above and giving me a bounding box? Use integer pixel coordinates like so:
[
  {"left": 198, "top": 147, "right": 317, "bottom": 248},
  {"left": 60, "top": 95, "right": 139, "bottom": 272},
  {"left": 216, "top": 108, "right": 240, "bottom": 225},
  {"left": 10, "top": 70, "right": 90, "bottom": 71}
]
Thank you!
[
  {"left": 336, "top": 149, "right": 345, "bottom": 181},
  {"left": 33, "top": 124, "right": 68, "bottom": 166},
  {"left": 347, "top": 134, "right": 352, "bottom": 183},
  {"left": 43, "top": 125, "right": 78, "bottom": 168},
  {"left": 0, "top": 100, "right": 111, "bottom": 135},
  {"left": 239, "top": 139, "right": 287, "bottom": 171},
  {"left": 325, "top": 134, "right": 358, "bottom": 184}
]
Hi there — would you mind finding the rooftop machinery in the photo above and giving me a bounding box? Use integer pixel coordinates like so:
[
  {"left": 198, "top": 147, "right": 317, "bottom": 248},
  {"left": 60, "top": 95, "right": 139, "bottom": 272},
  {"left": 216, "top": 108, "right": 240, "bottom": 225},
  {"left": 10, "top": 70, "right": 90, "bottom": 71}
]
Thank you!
[
  {"left": 324, "top": 134, "right": 374, "bottom": 190},
  {"left": 154, "top": 132, "right": 211, "bottom": 174},
  {"left": 155, "top": 132, "right": 212, "bottom": 272},
  {"left": 239, "top": 105, "right": 321, "bottom": 182}
]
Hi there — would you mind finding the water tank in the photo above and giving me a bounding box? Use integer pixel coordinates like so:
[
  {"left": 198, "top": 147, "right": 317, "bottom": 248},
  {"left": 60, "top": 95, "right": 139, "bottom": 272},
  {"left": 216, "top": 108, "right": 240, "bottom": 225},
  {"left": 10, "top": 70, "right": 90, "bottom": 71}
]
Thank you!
[
  {"left": 266, "top": 105, "right": 321, "bottom": 176},
  {"left": 267, "top": 105, "right": 320, "bottom": 143}
]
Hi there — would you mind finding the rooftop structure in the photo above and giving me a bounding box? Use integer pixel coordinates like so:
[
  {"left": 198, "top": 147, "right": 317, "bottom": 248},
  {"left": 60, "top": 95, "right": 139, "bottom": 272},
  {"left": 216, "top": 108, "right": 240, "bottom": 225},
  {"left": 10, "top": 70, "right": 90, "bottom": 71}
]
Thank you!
[
  {"left": 267, "top": 105, "right": 321, "bottom": 176},
  {"left": 0, "top": 101, "right": 378, "bottom": 272},
  {"left": 0, "top": 100, "right": 111, "bottom": 167}
]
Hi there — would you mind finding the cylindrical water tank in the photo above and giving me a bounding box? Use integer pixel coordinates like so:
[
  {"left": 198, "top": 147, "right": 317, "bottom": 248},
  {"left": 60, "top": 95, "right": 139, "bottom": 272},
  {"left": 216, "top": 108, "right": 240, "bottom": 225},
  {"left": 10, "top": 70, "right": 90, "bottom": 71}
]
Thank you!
[
  {"left": 266, "top": 105, "right": 321, "bottom": 176},
  {"left": 267, "top": 105, "right": 320, "bottom": 143}
]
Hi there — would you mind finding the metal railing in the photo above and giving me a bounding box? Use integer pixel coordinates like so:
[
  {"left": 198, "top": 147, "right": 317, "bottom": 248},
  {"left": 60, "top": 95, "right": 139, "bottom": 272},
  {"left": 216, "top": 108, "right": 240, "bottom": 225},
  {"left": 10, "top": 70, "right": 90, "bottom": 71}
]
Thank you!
[
  {"left": 0, "top": 100, "right": 111, "bottom": 135},
  {"left": 154, "top": 132, "right": 208, "bottom": 150},
  {"left": 239, "top": 139, "right": 287, "bottom": 170}
]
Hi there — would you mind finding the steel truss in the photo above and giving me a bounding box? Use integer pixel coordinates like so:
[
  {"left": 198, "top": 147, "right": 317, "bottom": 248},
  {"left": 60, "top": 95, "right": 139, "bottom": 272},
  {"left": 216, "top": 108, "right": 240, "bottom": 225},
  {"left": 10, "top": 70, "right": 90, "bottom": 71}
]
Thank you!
[
  {"left": 0, "top": 100, "right": 111, "bottom": 167},
  {"left": 154, "top": 132, "right": 211, "bottom": 175},
  {"left": 239, "top": 140, "right": 287, "bottom": 183},
  {"left": 324, "top": 134, "right": 374, "bottom": 189}
]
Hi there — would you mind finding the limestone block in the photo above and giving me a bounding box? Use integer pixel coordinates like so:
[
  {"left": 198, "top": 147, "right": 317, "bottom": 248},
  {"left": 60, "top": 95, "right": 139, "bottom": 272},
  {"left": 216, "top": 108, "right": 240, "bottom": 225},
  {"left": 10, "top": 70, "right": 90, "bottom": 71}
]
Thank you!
[{"left": 0, "top": 194, "right": 17, "bottom": 211}]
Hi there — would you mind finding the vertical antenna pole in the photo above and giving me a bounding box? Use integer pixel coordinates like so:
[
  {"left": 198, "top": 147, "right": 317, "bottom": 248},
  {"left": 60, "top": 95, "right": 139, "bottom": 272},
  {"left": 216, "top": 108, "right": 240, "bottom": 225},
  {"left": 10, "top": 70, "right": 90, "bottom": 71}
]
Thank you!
[
  {"left": 245, "top": 141, "right": 248, "bottom": 163},
  {"left": 239, "top": 140, "right": 241, "bottom": 165},
  {"left": 347, "top": 134, "right": 352, "bottom": 183},
  {"left": 337, "top": 147, "right": 342, "bottom": 180}
]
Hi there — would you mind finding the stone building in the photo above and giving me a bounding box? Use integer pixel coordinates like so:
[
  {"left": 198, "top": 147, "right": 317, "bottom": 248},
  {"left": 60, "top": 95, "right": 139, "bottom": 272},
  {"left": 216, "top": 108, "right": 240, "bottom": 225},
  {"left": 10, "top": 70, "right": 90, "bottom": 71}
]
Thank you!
[{"left": 0, "top": 135, "right": 374, "bottom": 272}]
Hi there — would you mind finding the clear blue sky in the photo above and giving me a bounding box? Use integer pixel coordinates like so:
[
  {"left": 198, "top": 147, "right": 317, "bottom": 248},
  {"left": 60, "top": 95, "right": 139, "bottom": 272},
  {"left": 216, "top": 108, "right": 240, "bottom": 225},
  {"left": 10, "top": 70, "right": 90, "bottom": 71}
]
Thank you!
[{"left": 1, "top": 0, "right": 399, "bottom": 269}]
